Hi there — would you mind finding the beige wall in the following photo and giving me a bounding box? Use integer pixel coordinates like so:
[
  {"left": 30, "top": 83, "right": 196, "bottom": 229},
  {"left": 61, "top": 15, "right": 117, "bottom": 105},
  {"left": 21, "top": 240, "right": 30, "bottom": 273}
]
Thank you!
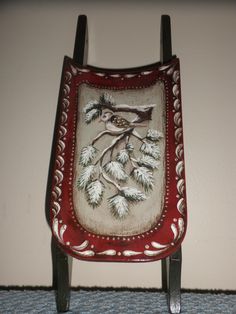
[{"left": 1, "top": 1, "right": 236, "bottom": 289}]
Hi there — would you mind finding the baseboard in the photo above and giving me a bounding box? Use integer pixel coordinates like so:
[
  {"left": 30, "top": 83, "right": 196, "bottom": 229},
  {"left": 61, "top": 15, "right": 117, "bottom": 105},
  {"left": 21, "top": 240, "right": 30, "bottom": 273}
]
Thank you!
[{"left": 0, "top": 286, "right": 235, "bottom": 294}]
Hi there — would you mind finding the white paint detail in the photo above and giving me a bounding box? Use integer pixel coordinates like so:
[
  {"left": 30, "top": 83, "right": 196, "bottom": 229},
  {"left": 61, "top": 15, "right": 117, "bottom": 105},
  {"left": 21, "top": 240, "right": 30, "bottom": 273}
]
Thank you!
[
  {"left": 175, "top": 144, "right": 183, "bottom": 159},
  {"left": 65, "top": 71, "right": 72, "bottom": 81},
  {"left": 72, "top": 240, "right": 89, "bottom": 251},
  {"left": 54, "top": 170, "right": 63, "bottom": 184},
  {"left": 59, "top": 126, "right": 67, "bottom": 137},
  {"left": 74, "top": 250, "right": 95, "bottom": 257},
  {"left": 58, "top": 140, "right": 66, "bottom": 153},
  {"left": 63, "top": 98, "right": 70, "bottom": 108},
  {"left": 109, "top": 74, "right": 121, "bottom": 78},
  {"left": 61, "top": 112, "right": 68, "bottom": 124},
  {"left": 59, "top": 224, "right": 67, "bottom": 241},
  {"left": 53, "top": 186, "right": 62, "bottom": 198},
  {"left": 144, "top": 248, "right": 167, "bottom": 256},
  {"left": 64, "top": 84, "right": 70, "bottom": 95},
  {"left": 141, "top": 71, "right": 153, "bottom": 75},
  {"left": 122, "top": 250, "right": 142, "bottom": 256},
  {"left": 70, "top": 65, "right": 78, "bottom": 75},
  {"left": 172, "top": 84, "right": 179, "bottom": 96},
  {"left": 52, "top": 201, "right": 61, "bottom": 215},
  {"left": 176, "top": 161, "right": 184, "bottom": 177},
  {"left": 174, "top": 99, "right": 181, "bottom": 110},
  {"left": 159, "top": 64, "right": 171, "bottom": 71},
  {"left": 78, "top": 68, "right": 90, "bottom": 73},
  {"left": 52, "top": 218, "right": 59, "bottom": 239},
  {"left": 177, "top": 218, "right": 185, "bottom": 240},
  {"left": 177, "top": 198, "right": 185, "bottom": 215},
  {"left": 173, "top": 70, "right": 180, "bottom": 83},
  {"left": 174, "top": 128, "right": 182, "bottom": 142},
  {"left": 151, "top": 241, "right": 168, "bottom": 249},
  {"left": 177, "top": 179, "right": 185, "bottom": 196},
  {"left": 52, "top": 218, "right": 66, "bottom": 244},
  {"left": 97, "top": 250, "right": 117, "bottom": 256},
  {"left": 167, "top": 67, "right": 174, "bottom": 75},
  {"left": 124, "top": 74, "right": 137, "bottom": 78},
  {"left": 56, "top": 156, "right": 65, "bottom": 168},
  {"left": 171, "top": 223, "right": 178, "bottom": 241},
  {"left": 174, "top": 112, "right": 181, "bottom": 126}
]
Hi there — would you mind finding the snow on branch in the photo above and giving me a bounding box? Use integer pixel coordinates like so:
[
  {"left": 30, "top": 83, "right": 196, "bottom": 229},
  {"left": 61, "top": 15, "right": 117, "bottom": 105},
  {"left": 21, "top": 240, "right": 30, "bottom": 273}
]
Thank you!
[{"left": 77, "top": 92, "right": 164, "bottom": 219}]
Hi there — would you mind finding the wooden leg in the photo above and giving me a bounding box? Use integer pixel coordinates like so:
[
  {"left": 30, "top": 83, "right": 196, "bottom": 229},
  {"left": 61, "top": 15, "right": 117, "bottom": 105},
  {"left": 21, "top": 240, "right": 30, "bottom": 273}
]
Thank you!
[
  {"left": 51, "top": 237, "right": 58, "bottom": 289},
  {"left": 51, "top": 237, "right": 72, "bottom": 312},
  {"left": 161, "top": 258, "right": 168, "bottom": 292},
  {"left": 166, "top": 246, "right": 182, "bottom": 314}
]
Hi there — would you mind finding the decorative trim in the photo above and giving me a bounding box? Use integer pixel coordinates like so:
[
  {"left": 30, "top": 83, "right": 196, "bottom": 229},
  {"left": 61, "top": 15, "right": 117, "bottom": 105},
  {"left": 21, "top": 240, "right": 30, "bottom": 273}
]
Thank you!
[{"left": 50, "top": 57, "right": 187, "bottom": 261}]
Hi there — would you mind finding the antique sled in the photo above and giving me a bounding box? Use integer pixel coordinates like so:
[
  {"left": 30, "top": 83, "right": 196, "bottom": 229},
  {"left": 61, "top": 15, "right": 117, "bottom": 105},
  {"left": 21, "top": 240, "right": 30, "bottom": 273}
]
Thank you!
[{"left": 46, "top": 15, "right": 187, "bottom": 313}]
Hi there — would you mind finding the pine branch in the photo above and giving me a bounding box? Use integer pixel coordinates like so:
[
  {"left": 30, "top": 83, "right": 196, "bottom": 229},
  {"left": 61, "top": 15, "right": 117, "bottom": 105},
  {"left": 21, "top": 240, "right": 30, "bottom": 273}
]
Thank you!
[
  {"left": 140, "top": 142, "right": 161, "bottom": 160},
  {"left": 109, "top": 195, "right": 129, "bottom": 219},
  {"left": 120, "top": 187, "right": 146, "bottom": 202},
  {"left": 77, "top": 165, "right": 96, "bottom": 189},
  {"left": 85, "top": 108, "right": 101, "bottom": 124},
  {"left": 100, "top": 93, "right": 115, "bottom": 106},
  {"left": 104, "top": 161, "right": 128, "bottom": 182},
  {"left": 137, "top": 155, "right": 160, "bottom": 170},
  {"left": 79, "top": 145, "right": 97, "bottom": 167},
  {"left": 146, "top": 129, "right": 163, "bottom": 142},
  {"left": 83, "top": 100, "right": 100, "bottom": 113},
  {"left": 85, "top": 180, "right": 104, "bottom": 208},
  {"left": 116, "top": 149, "right": 129, "bottom": 165},
  {"left": 131, "top": 166, "right": 154, "bottom": 191}
]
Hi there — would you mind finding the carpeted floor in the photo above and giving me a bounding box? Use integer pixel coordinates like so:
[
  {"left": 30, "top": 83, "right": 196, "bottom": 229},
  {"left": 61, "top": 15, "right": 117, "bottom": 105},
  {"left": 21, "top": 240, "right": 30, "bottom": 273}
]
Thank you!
[{"left": 0, "top": 289, "right": 236, "bottom": 314}]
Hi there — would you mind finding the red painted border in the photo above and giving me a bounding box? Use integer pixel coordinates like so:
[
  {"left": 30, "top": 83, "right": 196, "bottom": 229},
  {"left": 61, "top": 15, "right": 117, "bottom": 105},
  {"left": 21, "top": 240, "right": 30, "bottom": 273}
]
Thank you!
[{"left": 50, "top": 56, "right": 187, "bottom": 262}]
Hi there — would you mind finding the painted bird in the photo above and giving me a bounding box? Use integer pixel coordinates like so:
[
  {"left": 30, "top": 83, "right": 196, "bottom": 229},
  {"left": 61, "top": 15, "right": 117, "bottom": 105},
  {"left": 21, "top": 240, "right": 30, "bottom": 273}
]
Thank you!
[{"left": 100, "top": 111, "right": 146, "bottom": 134}]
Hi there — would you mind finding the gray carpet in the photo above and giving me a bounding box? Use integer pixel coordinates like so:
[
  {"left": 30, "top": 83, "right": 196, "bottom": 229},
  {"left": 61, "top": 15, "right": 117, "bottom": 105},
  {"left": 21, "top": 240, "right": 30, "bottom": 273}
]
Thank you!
[{"left": 0, "top": 290, "right": 236, "bottom": 314}]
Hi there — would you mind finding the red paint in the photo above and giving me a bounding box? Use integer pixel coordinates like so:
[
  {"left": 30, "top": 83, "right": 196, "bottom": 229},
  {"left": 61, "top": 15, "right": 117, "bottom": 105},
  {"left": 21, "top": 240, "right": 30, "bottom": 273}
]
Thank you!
[{"left": 50, "top": 57, "right": 187, "bottom": 262}]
